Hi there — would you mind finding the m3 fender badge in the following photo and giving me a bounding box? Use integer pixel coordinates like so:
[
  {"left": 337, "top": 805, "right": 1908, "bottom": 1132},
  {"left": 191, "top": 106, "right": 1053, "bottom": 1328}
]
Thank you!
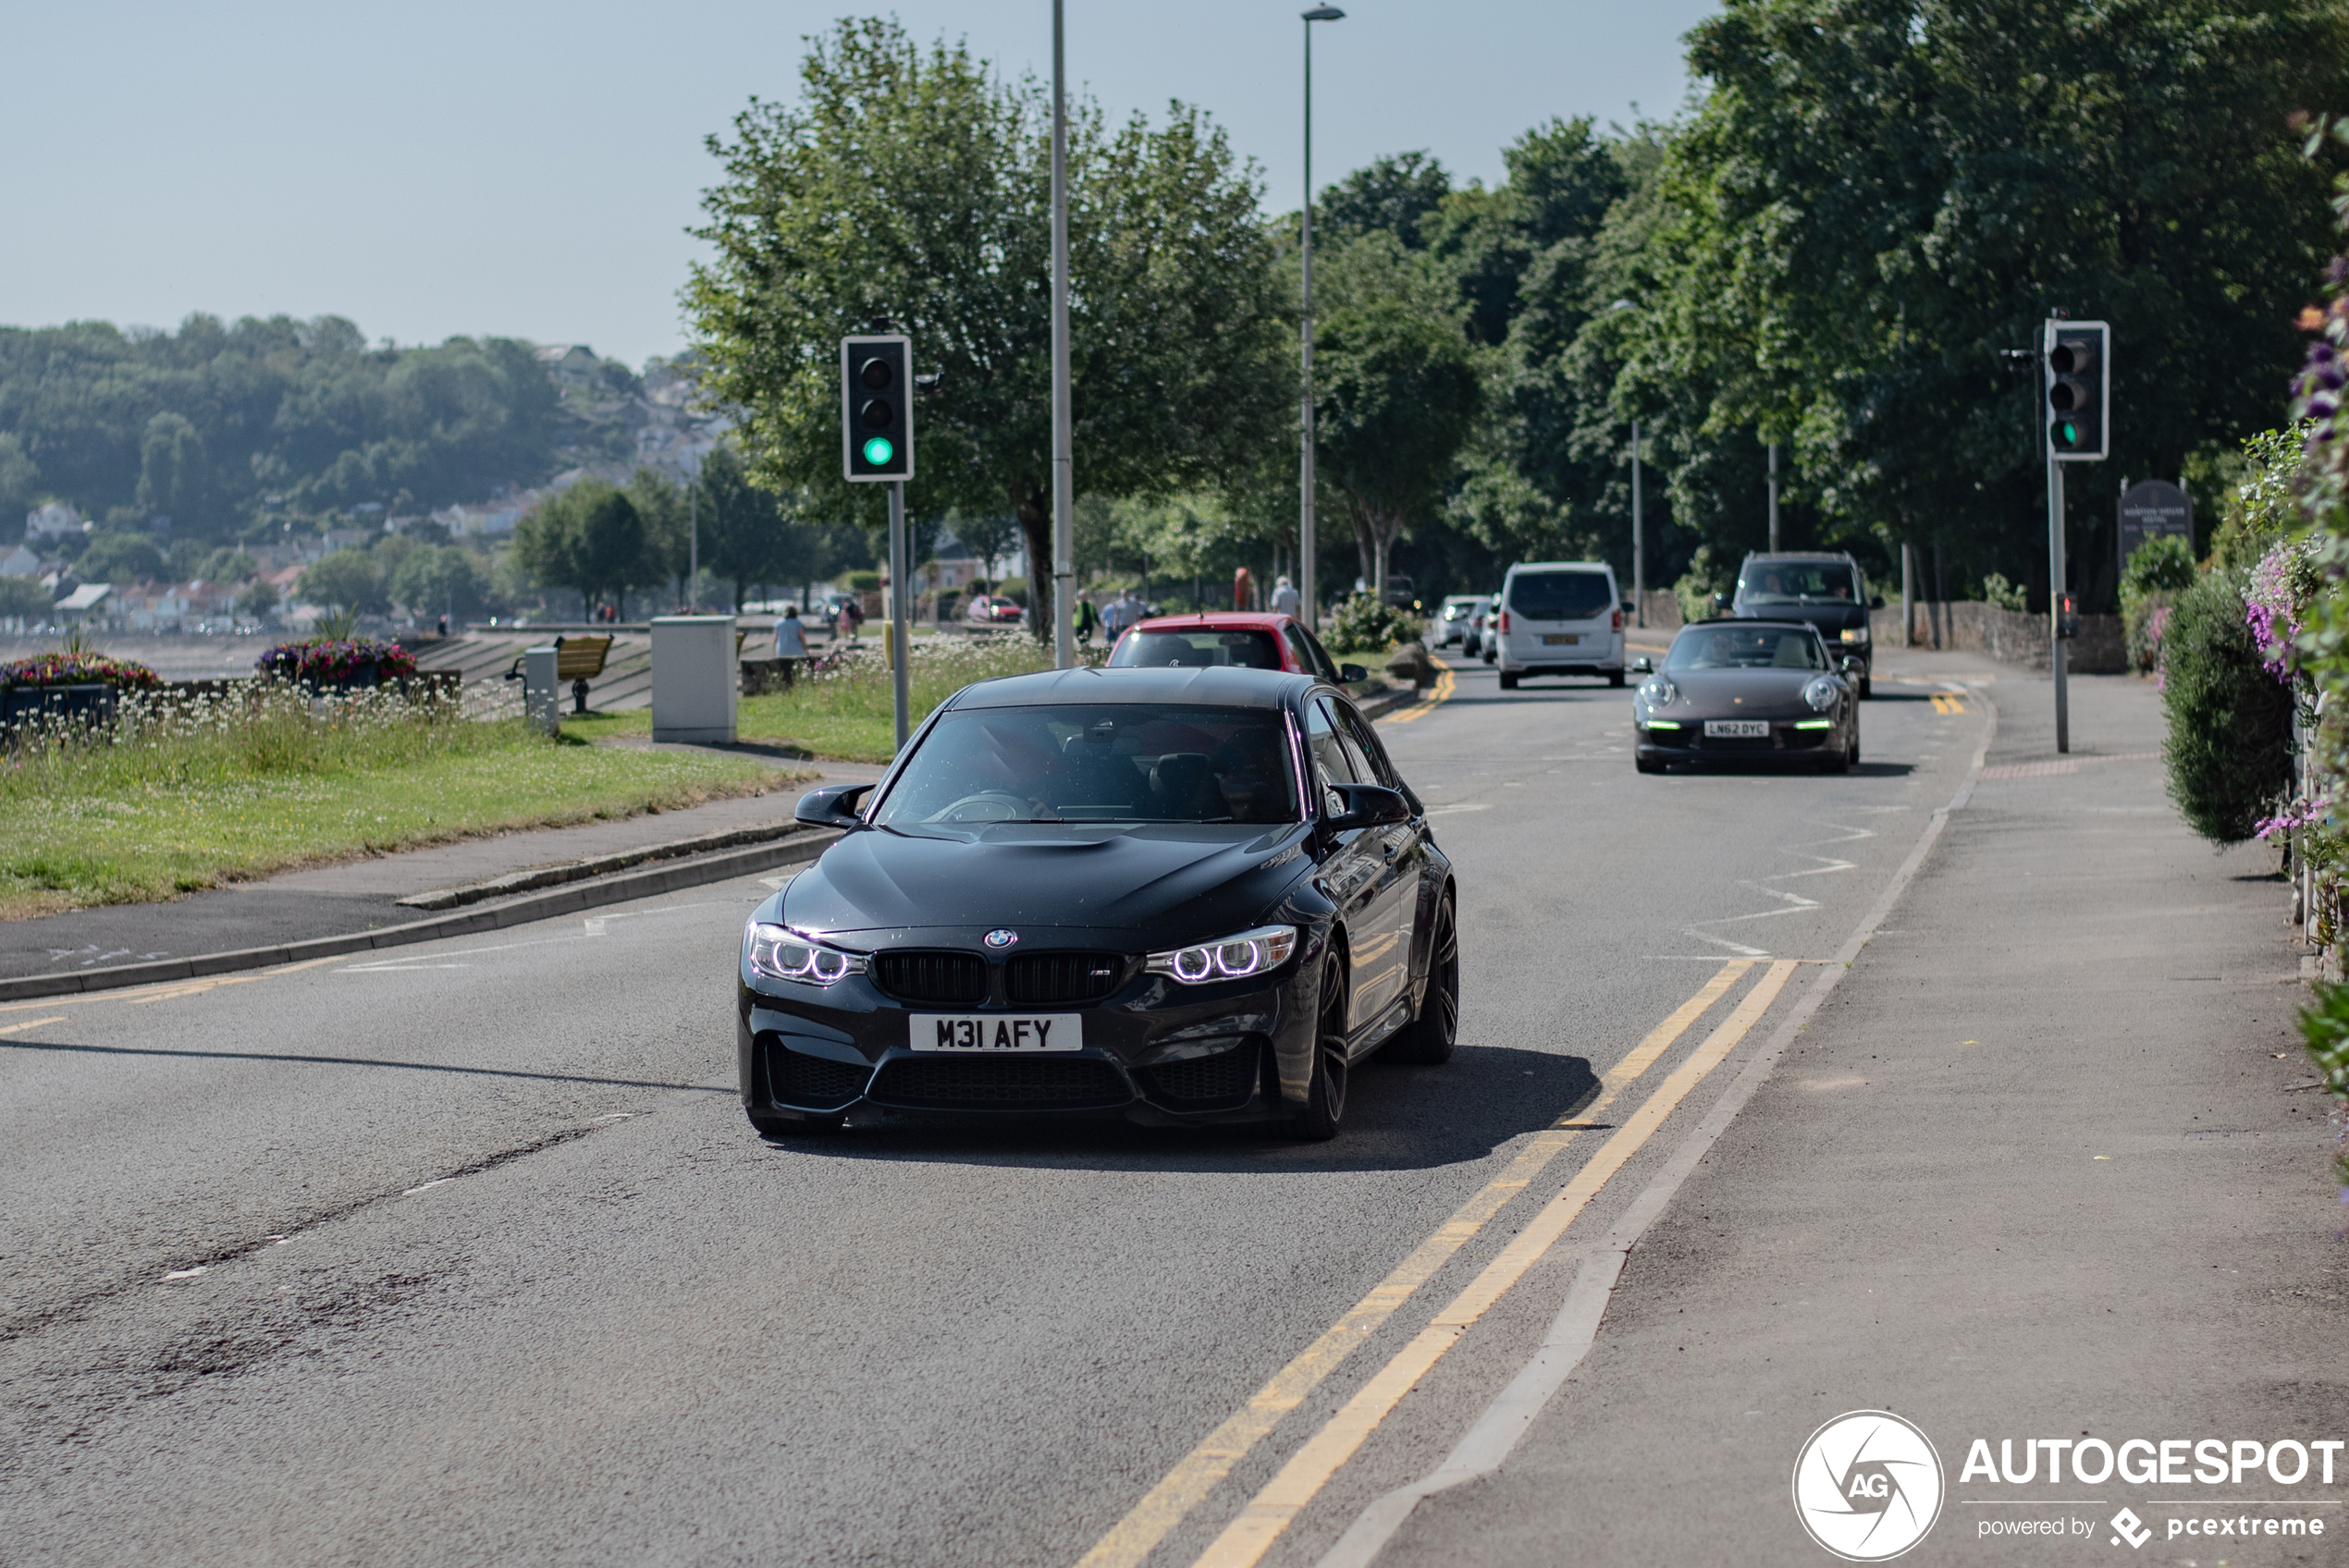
[{"left": 983, "top": 929, "right": 1020, "bottom": 949}]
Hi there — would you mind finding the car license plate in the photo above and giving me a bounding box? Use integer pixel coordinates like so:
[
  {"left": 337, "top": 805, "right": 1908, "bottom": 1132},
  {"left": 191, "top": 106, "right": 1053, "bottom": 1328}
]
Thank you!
[
  {"left": 1541, "top": 633, "right": 1581, "bottom": 645},
  {"left": 1704, "top": 719, "right": 1771, "bottom": 738},
  {"left": 912, "top": 1014, "right": 1082, "bottom": 1052}
]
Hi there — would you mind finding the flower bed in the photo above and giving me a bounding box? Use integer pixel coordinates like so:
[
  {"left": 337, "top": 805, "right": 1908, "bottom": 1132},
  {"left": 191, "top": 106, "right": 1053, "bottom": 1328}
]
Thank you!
[
  {"left": 255, "top": 637, "right": 420, "bottom": 687},
  {"left": 0, "top": 652, "right": 163, "bottom": 692}
]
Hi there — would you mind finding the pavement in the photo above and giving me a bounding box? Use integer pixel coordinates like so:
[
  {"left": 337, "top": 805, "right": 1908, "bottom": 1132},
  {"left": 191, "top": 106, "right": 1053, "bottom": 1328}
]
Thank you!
[
  {"left": 1, "top": 646, "right": 2335, "bottom": 1568},
  {"left": 0, "top": 760, "right": 880, "bottom": 983}
]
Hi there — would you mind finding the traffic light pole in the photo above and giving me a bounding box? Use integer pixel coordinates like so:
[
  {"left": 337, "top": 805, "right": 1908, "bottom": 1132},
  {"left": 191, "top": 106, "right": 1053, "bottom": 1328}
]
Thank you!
[
  {"left": 1630, "top": 418, "right": 1644, "bottom": 628},
  {"left": 889, "top": 480, "right": 911, "bottom": 751},
  {"left": 2047, "top": 443, "right": 2068, "bottom": 754}
]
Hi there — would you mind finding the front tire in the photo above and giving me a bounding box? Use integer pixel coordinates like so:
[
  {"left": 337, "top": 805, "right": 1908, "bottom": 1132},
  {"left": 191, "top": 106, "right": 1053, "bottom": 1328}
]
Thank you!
[
  {"left": 1607, "top": 668, "right": 1627, "bottom": 688},
  {"left": 1858, "top": 675, "right": 1873, "bottom": 699},
  {"left": 1636, "top": 753, "right": 1664, "bottom": 775},
  {"left": 1384, "top": 895, "right": 1457, "bottom": 1065},
  {"left": 1290, "top": 956, "right": 1351, "bottom": 1141},
  {"left": 1498, "top": 672, "right": 1519, "bottom": 691}
]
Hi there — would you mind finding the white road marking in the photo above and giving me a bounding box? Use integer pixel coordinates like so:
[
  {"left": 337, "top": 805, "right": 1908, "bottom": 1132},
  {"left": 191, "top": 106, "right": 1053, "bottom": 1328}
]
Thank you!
[
  {"left": 402, "top": 1177, "right": 457, "bottom": 1195},
  {"left": 161, "top": 1267, "right": 207, "bottom": 1280}
]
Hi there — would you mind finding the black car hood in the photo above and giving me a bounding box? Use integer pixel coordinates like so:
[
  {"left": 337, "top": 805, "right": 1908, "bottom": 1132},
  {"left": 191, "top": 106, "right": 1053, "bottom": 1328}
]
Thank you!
[
  {"left": 779, "top": 821, "right": 1314, "bottom": 949},
  {"left": 1663, "top": 667, "right": 1834, "bottom": 717}
]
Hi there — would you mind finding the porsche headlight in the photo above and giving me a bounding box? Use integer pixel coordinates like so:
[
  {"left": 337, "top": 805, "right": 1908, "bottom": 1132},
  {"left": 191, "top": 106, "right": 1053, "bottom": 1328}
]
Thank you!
[
  {"left": 1802, "top": 677, "right": 1840, "bottom": 713},
  {"left": 1638, "top": 677, "right": 1679, "bottom": 709},
  {"left": 744, "top": 922, "right": 868, "bottom": 986},
  {"left": 1146, "top": 924, "right": 1298, "bottom": 985}
]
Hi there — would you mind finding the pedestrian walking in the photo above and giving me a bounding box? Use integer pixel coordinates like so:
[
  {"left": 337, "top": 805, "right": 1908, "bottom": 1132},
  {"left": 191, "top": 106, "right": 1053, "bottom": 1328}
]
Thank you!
[
  {"left": 774, "top": 605, "right": 808, "bottom": 658},
  {"left": 1270, "top": 574, "right": 1299, "bottom": 619},
  {"left": 1074, "top": 591, "right": 1100, "bottom": 648}
]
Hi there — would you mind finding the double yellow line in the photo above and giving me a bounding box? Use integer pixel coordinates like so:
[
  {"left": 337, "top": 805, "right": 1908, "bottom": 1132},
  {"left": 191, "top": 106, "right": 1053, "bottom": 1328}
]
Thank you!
[
  {"left": 1930, "top": 692, "right": 1968, "bottom": 715},
  {"left": 1076, "top": 956, "right": 1799, "bottom": 1568},
  {"left": 1380, "top": 658, "right": 1456, "bottom": 726}
]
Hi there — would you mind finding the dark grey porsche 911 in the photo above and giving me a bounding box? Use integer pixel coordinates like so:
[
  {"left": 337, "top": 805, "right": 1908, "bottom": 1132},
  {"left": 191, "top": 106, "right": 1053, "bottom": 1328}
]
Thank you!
[
  {"left": 736, "top": 666, "right": 1458, "bottom": 1141},
  {"left": 1630, "top": 619, "right": 1862, "bottom": 774}
]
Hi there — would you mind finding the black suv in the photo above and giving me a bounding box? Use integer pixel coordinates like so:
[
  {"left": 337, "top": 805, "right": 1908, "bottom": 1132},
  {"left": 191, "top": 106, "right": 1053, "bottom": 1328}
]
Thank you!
[{"left": 1713, "top": 552, "right": 1880, "bottom": 696}]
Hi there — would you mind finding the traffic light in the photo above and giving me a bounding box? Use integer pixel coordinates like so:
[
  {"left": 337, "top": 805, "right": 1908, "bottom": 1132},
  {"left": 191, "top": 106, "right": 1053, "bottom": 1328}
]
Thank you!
[
  {"left": 2044, "top": 320, "right": 2109, "bottom": 461},
  {"left": 841, "top": 334, "right": 913, "bottom": 482},
  {"left": 2056, "top": 590, "right": 2080, "bottom": 640}
]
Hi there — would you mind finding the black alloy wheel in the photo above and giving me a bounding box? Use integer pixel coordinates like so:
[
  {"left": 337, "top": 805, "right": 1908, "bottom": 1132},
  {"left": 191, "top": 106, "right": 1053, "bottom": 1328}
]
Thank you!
[
  {"left": 1607, "top": 668, "right": 1627, "bottom": 688},
  {"left": 1858, "top": 676, "right": 1873, "bottom": 699},
  {"left": 1384, "top": 894, "right": 1457, "bottom": 1065},
  {"left": 1498, "top": 672, "right": 1519, "bottom": 691},
  {"left": 1635, "top": 754, "right": 1665, "bottom": 774},
  {"left": 1291, "top": 955, "right": 1351, "bottom": 1140}
]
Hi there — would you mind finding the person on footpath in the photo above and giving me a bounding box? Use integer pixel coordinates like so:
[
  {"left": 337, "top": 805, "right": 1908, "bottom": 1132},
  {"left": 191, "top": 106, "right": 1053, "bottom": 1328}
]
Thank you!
[
  {"left": 774, "top": 604, "right": 808, "bottom": 659},
  {"left": 1103, "top": 588, "right": 1144, "bottom": 644},
  {"left": 1271, "top": 574, "right": 1299, "bottom": 618},
  {"left": 1074, "top": 590, "right": 1100, "bottom": 649},
  {"left": 838, "top": 595, "right": 863, "bottom": 643}
]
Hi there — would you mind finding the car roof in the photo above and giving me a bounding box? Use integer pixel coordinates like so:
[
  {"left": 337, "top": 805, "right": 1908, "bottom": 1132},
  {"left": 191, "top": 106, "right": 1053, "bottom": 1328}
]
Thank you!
[
  {"left": 1128, "top": 611, "right": 1297, "bottom": 631},
  {"left": 948, "top": 664, "right": 1314, "bottom": 710},
  {"left": 1740, "top": 552, "right": 1858, "bottom": 564},
  {"left": 1676, "top": 618, "right": 1827, "bottom": 636},
  {"left": 1505, "top": 561, "right": 1612, "bottom": 573}
]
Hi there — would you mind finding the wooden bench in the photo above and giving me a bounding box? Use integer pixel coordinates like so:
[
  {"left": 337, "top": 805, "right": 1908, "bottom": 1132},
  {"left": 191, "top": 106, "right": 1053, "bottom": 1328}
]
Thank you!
[{"left": 503, "top": 634, "right": 613, "bottom": 715}]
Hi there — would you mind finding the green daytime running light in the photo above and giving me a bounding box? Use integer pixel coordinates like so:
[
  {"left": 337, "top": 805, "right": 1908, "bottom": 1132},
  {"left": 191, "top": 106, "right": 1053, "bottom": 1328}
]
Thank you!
[
  {"left": 1794, "top": 718, "right": 1834, "bottom": 729},
  {"left": 862, "top": 435, "right": 895, "bottom": 466},
  {"left": 1644, "top": 720, "right": 1683, "bottom": 730}
]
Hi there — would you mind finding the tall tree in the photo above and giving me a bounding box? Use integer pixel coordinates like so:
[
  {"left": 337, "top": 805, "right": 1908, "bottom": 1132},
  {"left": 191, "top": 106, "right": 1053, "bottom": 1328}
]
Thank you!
[
  {"left": 698, "top": 443, "right": 808, "bottom": 610},
  {"left": 515, "top": 480, "right": 648, "bottom": 619},
  {"left": 1635, "top": 0, "right": 2349, "bottom": 603},
  {"left": 684, "top": 18, "right": 1290, "bottom": 641}
]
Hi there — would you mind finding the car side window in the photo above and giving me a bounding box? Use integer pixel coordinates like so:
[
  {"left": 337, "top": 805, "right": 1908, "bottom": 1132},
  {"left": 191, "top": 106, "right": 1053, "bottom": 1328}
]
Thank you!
[
  {"left": 1334, "top": 703, "right": 1396, "bottom": 789},
  {"left": 1299, "top": 628, "right": 1344, "bottom": 683},
  {"left": 1282, "top": 624, "right": 1319, "bottom": 676},
  {"left": 1305, "top": 696, "right": 1358, "bottom": 815}
]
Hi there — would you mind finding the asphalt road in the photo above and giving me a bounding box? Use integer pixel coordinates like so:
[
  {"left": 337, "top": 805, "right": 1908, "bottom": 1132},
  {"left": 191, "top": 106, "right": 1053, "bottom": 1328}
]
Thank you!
[{"left": 3, "top": 650, "right": 2004, "bottom": 1566}]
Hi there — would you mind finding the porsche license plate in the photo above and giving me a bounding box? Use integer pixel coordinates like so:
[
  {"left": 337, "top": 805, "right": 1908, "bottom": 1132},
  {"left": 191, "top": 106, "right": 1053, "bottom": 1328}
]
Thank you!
[
  {"left": 913, "top": 1014, "right": 1082, "bottom": 1053},
  {"left": 1703, "top": 719, "right": 1771, "bottom": 738},
  {"left": 1541, "top": 633, "right": 1581, "bottom": 645}
]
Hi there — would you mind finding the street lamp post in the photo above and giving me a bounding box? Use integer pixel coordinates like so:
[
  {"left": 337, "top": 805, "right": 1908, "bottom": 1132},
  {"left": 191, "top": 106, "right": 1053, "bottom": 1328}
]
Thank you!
[
  {"left": 1050, "top": 0, "right": 1075, "bottom": 669},
  {"left": 1630, "top": 418, "right": 1644, "bottom": 628},
  {"left": 1299, "top": 5, "right": 1344, "bottom": 632}
]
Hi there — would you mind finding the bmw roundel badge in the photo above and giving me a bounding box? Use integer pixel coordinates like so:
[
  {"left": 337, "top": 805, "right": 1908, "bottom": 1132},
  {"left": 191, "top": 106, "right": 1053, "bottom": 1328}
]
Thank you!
[{"left": 984, "top": 929, "right": 1020, "bottom": 949}]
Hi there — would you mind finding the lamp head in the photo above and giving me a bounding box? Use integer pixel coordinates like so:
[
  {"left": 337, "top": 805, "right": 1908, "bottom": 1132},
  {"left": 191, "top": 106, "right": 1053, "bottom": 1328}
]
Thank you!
[{"left": 1303, "top": 6, "right": 1345, "bottom": 19}]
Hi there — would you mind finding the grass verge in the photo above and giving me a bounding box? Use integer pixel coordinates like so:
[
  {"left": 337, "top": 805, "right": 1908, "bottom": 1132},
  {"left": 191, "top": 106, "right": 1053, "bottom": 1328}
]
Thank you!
[
  {"left": 2, "top": 685, "right": 806, "bottom": 918},
  {"left": 565, "top": 635, "right": 1063, "bottom": 763}
]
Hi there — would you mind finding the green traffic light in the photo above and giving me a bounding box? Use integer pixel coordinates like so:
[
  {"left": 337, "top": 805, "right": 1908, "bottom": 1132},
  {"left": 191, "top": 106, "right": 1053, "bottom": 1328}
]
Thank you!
[
  {"left": 863, "top": 435, "right": 894, "bottom": 466},
  {"left": 2050, "top": 419, "right": 2078, "bottom": 448}
]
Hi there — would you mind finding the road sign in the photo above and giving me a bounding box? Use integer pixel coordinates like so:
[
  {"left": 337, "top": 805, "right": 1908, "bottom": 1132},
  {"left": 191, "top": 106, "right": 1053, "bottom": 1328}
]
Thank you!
[
  {"left": 2118, "top": 479, "right": 2193, "bottom": 570},
  {"left": 841, "top": 335, "right": 913, "bottom": 482},
  {"left": 2045, "top": 320, "right": 2109, "bottom": 461}
]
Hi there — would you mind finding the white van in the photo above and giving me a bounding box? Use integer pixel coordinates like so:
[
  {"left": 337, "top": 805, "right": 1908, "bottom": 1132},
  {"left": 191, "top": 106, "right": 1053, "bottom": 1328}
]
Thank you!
[{"left": 1494, "top": 560, "right": 1627, "bottom": 691}]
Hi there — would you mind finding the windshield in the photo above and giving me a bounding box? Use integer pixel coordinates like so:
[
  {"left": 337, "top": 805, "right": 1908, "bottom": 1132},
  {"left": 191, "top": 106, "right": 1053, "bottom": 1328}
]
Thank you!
[
  {"left": 874, "top": 704, "right": 1298, "bottom": 826},
  {"left": 1738, "top": 560, "right": 1860, "bottom": 606},
  {"left": 1666, "top": 626, "right": 1828, "bottom": 672},
  {"left": 1507, "top": 570, "right": 1613, "bottom": 622},
  {"left": 1109, "top": 628, "right": 1284, "bottom": 670}
]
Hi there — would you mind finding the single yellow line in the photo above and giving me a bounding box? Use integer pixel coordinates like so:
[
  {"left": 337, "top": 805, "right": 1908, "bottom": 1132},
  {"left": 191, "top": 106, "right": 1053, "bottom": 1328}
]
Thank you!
[
  {"left": 0, "top": 952, "right": 351, "bottom": 1015},
  {"left": 1188, "top": 958, "right": 1802, "bottom": 1568},
  {"left": 1071, "top": 958, "right": 1755, "bottom": 1568},
  {"left": 1380, "top": 658, "right": 1456, "bottom": 726},
  {"left": 0, "top": 1015, "right": 67, "bottom": 1036}
]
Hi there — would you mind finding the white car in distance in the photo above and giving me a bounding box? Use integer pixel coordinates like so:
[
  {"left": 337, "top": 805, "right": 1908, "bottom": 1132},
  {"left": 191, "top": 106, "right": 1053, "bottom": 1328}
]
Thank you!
[{"left": 1494, "top": 561, "right": 1628, "bottom": 691}]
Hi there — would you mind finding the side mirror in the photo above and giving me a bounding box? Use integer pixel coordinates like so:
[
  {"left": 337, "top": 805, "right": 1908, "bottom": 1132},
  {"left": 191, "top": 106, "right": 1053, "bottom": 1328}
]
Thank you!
[
  {"left": 1630, "top": 655, "right": 1654, "bottom": 675},
  {"left": 795, "top": 782, "right": 874, "bottom": 829},
  {"left": 1338, "top": 663, "right": 1368, "bottom": 684},
  {"left": 1840, "top": 655, "right": 1863, "bottom": 675},
  {"left": 1711, "top": 591, "right": 1733, "bottom": 610},
  {"left": 1870, "top": 594, "right": 1886, "bottom": 609},
  {"left": 1323, "top": 782, "right": 1410, "bottom": 830}
]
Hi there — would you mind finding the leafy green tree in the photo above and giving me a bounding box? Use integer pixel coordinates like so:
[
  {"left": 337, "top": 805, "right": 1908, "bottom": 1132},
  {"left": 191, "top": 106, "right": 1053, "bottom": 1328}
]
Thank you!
[
  {"left": 1320, "top": 152, "right": 1452, "bottom": 251},
  {"left": 950, "top": 510, "right": 1020, "bottom": 587},
  {"left": 697, "top": 444, "right": 806, "bottom": 610},
  {"left": 0, "top": 434, "right": 39, "bottom": 521},
  {"left": 1632, "top": 0, "right": 2349, "bottom": 602},
  {"left": 0, "top": 575, "right": 52, "bottom": 621},
  {"left": 685, "top": 18, "right": 1290, "bottom": 640},
  {"left": 625, "top": 467, "right": 690, "bottom": 606},
  {"left": 1310, "top": 233, "right": 1483, "bottom": 595},
  {"left": 2163, "top": 569, "right": 2294, "bottom": 843},
  {"left": 515, "top": 480, "right": 647, "bottom": 618},
  {"left": 295, "top": 548, "right": 388, "bottom": 615},
  {"left": 235, "top": 581, "right": 280, "bottom": 621},
  {"left": 76, "top": 532, "right": 166, "bottom": 583},
  {"left": 389, "top": 545, "right": 489, "bottom": 621},
  {"left": 135, "top": 411, "right": 211, "bottom": 524}
]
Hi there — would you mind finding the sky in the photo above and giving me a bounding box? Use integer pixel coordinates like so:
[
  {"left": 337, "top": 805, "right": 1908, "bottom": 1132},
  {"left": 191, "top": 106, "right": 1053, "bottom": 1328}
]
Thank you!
[{"left": 6, "top": 1, "right": 1716, "bottom": 369}]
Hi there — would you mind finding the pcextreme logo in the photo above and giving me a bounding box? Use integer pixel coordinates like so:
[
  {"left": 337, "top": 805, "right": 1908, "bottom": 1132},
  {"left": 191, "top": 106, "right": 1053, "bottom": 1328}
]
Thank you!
[{"left": 1793, "top": 1411, "right": 1947, "bottom": 1562}]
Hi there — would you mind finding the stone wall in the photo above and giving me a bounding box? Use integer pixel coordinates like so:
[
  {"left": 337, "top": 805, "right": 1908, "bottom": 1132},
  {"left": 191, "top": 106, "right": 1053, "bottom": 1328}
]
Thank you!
[{"left": 1867, "top": 601, "right": 2124, "bottom": 673}]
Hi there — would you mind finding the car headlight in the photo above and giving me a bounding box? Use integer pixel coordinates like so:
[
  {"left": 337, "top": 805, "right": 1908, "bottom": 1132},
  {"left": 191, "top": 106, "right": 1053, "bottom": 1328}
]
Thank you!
[
  {"left": 1638, "top": 677, "right": 1679, "bottom": 708},
  {"left": 1146, "top": 924, "right": 1298, "bottom": 985},
  {"left": 1839, "top": 626, "right": 1868, "bottom": 644},
  {"left": 744, "top": 922, "right": 868, "bottom": 986},
  {"left": 1802, "top": 677, "right": 1840, "bottom": 713}
]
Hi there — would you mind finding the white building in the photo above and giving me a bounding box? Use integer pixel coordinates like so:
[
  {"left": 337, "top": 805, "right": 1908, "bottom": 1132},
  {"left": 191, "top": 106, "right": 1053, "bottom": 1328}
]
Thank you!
[{"left": 26, "top": 501, "right": 82, "bottom": 540}]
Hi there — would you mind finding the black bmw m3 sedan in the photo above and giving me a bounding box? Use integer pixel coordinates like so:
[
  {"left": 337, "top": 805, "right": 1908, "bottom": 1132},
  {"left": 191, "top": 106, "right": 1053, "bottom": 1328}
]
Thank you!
[{"left": 737, "top": 665, "right": 1458, "bottom": 1141}]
